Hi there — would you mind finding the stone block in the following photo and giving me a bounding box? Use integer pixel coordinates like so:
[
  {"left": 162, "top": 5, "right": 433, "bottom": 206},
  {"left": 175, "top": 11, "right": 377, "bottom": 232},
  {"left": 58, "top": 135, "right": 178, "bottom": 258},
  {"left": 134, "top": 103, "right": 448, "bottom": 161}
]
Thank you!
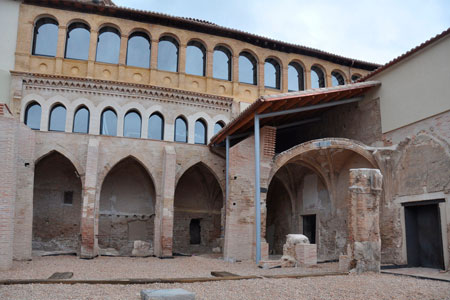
[
  {"left": 141, "top": 289, "right": 195, "bottom": 300},
  {"left": 295, "top": 244, "right": 317, "bottom": 265},
  {"left": 338, "top": 254, "right": 351, "bottom": 272},
  {"left": 132, "top": 240, "right": 153, "bottom": 257}
]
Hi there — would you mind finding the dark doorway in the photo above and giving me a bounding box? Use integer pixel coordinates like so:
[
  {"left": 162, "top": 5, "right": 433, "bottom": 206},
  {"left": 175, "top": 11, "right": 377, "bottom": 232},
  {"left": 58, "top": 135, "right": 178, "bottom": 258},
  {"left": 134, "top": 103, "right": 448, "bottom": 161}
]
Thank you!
[
  {"left": 404, "top": 201, "right": 444, "bottom": 269},
  {"left": 303, "top": 215, "right": 316, "bottom": 244},
  {"left": 190, "top": 219, "right": 201, "bottom": 245}
]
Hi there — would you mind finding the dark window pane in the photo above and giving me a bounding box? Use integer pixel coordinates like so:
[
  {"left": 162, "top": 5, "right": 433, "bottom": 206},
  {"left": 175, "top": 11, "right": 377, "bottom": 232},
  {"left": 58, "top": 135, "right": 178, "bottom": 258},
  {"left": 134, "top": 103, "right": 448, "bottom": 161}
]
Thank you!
[
  {"left": 158, "top": 37, "right": 178, "bottom": 72},
  {"left": 213, "top": 47, "right": 231, "bottom": 81},
  {"left": 65, "top": 23, "right": 90, "bottom": 60},
  {"left": 32, "top": 18, "right": 58, "bottom": 57},
  {"left": 351, "top": 74, "right": 361, "bottom": 82},
  {"left": 239, "top": 52, "right": 256, "bottom": 85},
  {"left": 288, "top": 63, "right": 304, "bottom": 92},
  {"left": 311, "top": 66, "right": 325, "bottom": 89},
  {"left": 124, "top": 111, "right": 141, "bottom": 138},
  {"left": 101, "top": 109, "right": 117, "bottom": 136},
  {"left": 96, "top": 27, "right": 120, "bottom": 64},
  {"left": 174, "top": 117, "right": 187, "bottom": 142},
  {"left": 194, "top": 120, "right": 206, "bottom": 144},
  {"left": 214, "top": 122, "right": 224, "bottom": 135},
  {"left": 148, "top": 113, "right": 164, "bottom": 140},
  {"left": 73, "top": 107, "right": 89, "bottom": 133},
  {"left": 127, "top": 32, "right": 150, "bottom": 68},
  {"left": 25, "top": 103, "right": 41, "bottom": 130},
  {"left": 332, "top": 71, "right": 345, "bottom": 86},
  {"left": 264, "top": 59, "right": 280, "bottom": 89},
  {"left": 49, "top": 105, "right": 66, "bottom": 132},
  {"left": 186, "top": 42, "right": 205, "bottom": 76}
]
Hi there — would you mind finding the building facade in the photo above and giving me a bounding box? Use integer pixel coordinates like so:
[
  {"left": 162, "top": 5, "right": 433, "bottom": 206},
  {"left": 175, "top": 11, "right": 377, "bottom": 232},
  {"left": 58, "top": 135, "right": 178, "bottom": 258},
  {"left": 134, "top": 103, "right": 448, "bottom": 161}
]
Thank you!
[{"left": 0, "top": 0, "right": 448, "bottom": 273}]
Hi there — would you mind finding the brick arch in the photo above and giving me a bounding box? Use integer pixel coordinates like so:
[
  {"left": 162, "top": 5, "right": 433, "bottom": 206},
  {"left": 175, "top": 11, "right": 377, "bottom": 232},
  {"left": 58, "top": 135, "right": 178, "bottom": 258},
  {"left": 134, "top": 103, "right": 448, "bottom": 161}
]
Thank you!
[
  {"left": 97, "top": 154, "right": 158, "bottom": 195},
  {"left": 34, "top": 148, "right": 84, "bottom": 186},
  {"left": 175, "top": 160, "right": 225, "bottom": 199},
  {"left": 269, "top": 138, "right": 377, "bottom": 184}
]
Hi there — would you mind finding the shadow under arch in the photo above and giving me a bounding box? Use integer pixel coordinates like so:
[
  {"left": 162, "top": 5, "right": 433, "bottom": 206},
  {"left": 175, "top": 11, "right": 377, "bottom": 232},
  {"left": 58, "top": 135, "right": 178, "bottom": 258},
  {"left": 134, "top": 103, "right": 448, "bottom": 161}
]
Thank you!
[
  {"left": 98, "top": 155, "right": 157, "bottom": 255},
  {"left": 173, "top": 162, "right": 224, "bottom": 255},
  {"left": 32, "top": 151, "right": 82, "bottom": 253}
]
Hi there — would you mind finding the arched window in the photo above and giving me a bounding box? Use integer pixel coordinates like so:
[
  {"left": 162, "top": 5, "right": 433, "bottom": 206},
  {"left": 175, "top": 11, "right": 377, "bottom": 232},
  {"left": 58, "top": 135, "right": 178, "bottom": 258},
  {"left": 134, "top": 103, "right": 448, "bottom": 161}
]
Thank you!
[
  {"left": 194, "top": 119, "right": 207, "bottom": 145},
  {"left": 213, "top": 46, "right": 231, "bottom": 81},
  {"left": 331, "top": 71, "right": 345, "bottom": 86},
  {"left": 96, "top": 27, "right": 120, "bottom": 64},
  {"left": 24, "top": 102, "right": 41, "bottom": 130},
  {"left": 123, "top": 111, "right": 141, "bottom": 138},
  {"left": 73, "top": 106, "right": 89, "bottom": 133},
  {"left": 65, "top": 22, "right": 90, "bottom": 60},
  {"left": 214, "top": 121, "right": 224, "bottom": 135},
  {"left": 126, "top": 32, "right": 151, "bottom": 68},
  {"left": 264, "top": 58, "right": 281, "bottom": 89},
  {"left": 351, "top": 74, "right": 361, "bottom": 82},
  {"left": 158, "top": 36, "right": 179, "bottom": 72},
  {"left": 148, "top": 112, "right": 164, "bottom": 140},
  {"left": 174, "top": 116, "right": 187, "bottom": 143},
  {"left": 186, "top": 41, "right": 206, "bottom": 76},
  {"left": 311, "top": 66, "right": 325, "bottom": 89},
  {"left": 100, "top": 108, "right": 117, "bottom": 136},
  {"left": 32, "top": 18, "right": 58, "bottom": 57},
  {"left": 49, "top": 104, "right": 66, "bottom": 132},
  {"left": 239, "top": 52, "right": 257, "bottom": 85},
  {"left": 288, "top": 62, "right": 305, "bottom": 92}
]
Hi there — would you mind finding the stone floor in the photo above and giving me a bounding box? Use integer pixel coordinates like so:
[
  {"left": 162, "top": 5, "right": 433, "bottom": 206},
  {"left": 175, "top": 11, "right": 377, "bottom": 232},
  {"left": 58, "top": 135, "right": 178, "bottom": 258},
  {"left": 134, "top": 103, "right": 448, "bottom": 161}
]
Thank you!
[{"left": 382, "top": 267, "right": 450, "bottom": 282}]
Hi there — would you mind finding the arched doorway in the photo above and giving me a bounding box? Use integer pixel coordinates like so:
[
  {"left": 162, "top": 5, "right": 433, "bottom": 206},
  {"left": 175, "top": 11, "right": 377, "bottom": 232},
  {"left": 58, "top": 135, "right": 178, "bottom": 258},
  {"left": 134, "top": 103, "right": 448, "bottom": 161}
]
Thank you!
[
  {"left": 173, "top": 163, "right": 223, "bottom": 255},
  {"left": 98, "top": 157, "right": 156, "bottom": 255},
  {"left": 33, "top": 152, "right": 82, "bottom": 253},
  {"left": 267, "top": 138, "right": 378, "bottom": 261},
  {"left": 266, "top": 163, "right": 330, "bottom": 256}
]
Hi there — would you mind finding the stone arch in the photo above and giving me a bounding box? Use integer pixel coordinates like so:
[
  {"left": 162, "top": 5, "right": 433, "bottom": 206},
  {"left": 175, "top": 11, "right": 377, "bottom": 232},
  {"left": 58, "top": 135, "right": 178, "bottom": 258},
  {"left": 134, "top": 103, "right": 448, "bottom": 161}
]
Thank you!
[
  {"left": 20, "top": 94, "right": 46, "bottom": 122},
  {"left": 175, "top": 160, "right": 225, "bottom": 196},
  {"left": 98, "top": 155, "right": 157, "bottom": 255},
  {"left": 32, "top": 151, "right": 83, "bottom": 253},
  {"left": 267, "top": 138, "right": 378, "bottom": 260},
  {"left": 173, "top": 161, "right": 224, "bottom": 254},
  {"left": 66, "top": 18, "right": 92, "bottom": 30}
]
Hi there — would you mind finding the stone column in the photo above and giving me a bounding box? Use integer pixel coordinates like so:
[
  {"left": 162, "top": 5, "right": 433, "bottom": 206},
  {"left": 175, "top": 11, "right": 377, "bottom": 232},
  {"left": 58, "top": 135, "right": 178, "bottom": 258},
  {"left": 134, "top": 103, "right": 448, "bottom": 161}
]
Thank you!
[
  {"left": 281, "top": 65, "right": 288, "bottom": 93},
  {"left": 154, "top": 145, "right": 176, "bottom": 257},
  {"left": 118, "top": 34, "right": 128, "bottom": 82},
  {"left": 178, "top": 43, "right": 186, "bottom": 89},
  {"left": 258, "top": 62, "right": 264, "bottom": 96},
  {"left": 343, "top": 168, "right": 382, "bottom": 273},
  {"left": 205, "top": 49, "right": 214, "bottom": 93},
  {"left": 149, "top": 39, "right": 159, "bottom": 85},
  {"left": 231, "top": 55, "right": 239, "bottom": 95},
  {"left": 304, "top": 70, "right": 311, "bottom": 90},
  {"left": 55, "top": 25, "right": 67, "bottom": 75},
  {"left": 80, "top": 138, "right": 99, "bottom": 258},
  {"left": 87, "top": 30, "right": 98, "bottom": 78}
]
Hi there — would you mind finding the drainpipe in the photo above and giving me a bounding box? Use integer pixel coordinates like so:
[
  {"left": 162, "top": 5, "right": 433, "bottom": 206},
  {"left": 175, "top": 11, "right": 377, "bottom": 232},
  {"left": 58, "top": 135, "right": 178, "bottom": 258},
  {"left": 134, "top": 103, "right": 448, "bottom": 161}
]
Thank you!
[{"left": 254, "top": 114, "right": 261, "bottom": 264}]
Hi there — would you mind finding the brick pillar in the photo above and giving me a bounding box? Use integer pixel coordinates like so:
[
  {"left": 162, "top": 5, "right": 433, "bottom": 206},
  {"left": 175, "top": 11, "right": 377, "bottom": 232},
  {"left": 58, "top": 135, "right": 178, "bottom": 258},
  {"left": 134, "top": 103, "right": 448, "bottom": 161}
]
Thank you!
[
  {"left": 345, "top": 168, "right": 382, "bottom": 273},
  {"left": 0, "top": 117, "right": 17, "bottom": 270},
  {"left": 154, "top": 145, "right": 176, "bottom": 257},
  {"left": 224, "top": 126, "right": 276, "bottom": 261},
  {"left": 13, "top": 123, "right": 35, "bottom": 261},
  {"left": 80, "top": 138, "right": 99, "bottom": 258}
]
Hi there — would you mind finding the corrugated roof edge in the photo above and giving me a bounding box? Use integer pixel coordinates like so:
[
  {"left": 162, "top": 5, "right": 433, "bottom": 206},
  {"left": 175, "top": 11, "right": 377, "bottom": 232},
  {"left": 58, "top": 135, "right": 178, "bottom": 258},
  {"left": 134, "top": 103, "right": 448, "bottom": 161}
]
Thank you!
[
  {"left": 23, "top": 0, "right": 379, "bottom": 70},
  {"left": 208, "top": 80, "right": 381, "bottom": 146},
  {"left": 359, "top": 27, "right": 450, "bottom": 82}
]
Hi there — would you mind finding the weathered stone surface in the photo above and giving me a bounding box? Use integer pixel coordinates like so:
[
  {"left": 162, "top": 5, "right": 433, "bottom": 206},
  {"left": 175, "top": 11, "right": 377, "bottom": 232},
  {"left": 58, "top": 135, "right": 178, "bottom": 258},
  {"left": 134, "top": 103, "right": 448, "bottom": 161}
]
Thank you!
[
  {"left": 280, "top": 255, "right": 297, "bottom": 268},
  {"left": 141, "top": 289, "right": 195, "bottom": 300},
  {"left": 258, "top": 260, "right": 282, "bottom": 269},
  {"left": 295, "top": 244, "right": 317, "bottom": 266},
  {"left": 98, "top": 247, "right": 120, "bottom": 256},
  {"left": 347, "top": 168, "right": 382, "bottom": 274},
  {"left": 131, "top": 240, "right": 153, "bottom": 257}
]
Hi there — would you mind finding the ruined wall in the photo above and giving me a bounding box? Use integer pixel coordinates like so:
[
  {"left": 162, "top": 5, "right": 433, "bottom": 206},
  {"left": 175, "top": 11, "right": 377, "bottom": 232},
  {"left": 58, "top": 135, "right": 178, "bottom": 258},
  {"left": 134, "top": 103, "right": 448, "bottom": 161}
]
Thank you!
[
  {"left": 32, "top": 152, "right": 82, "bottom": 252},
  {"left": 173, "top": 163, "right": 223, "bottom": 254},
  {"left": 376, "top": 109, "right": 450, "bottom": 266},
  {"left": 98, "top": 158, "right": 155, "bottom": 255},
  {"left": 276, "top": 97, "right": 382, "bottom": 154}
]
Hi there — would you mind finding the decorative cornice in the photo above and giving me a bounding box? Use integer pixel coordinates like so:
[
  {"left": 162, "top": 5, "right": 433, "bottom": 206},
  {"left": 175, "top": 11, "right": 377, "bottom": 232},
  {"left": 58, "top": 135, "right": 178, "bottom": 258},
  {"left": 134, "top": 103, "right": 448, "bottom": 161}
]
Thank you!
[{"left": 12, "top": 71, "right": 234, "bottom": 112}]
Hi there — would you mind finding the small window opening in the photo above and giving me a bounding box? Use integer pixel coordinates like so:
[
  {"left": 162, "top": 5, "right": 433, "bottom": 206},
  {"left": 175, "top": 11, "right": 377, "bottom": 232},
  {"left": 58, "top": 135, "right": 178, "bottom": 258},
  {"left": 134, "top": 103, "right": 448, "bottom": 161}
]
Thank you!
[
  {"left": 64, "top": 191, "right": 73, "bottom": 205},
  {"left": 189, "top": 219, "right": 201, "bottom": 245}
]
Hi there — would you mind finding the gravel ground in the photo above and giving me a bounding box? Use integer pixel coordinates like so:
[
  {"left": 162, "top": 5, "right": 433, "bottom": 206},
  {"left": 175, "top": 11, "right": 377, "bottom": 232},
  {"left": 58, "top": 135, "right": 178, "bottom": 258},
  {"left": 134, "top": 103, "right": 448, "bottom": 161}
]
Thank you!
[
  {"left": 0, "top": 255, "right": 337, "bottom": 280},
  {"left": 1, "top": 274, "right": 449, "bottom": 300}
]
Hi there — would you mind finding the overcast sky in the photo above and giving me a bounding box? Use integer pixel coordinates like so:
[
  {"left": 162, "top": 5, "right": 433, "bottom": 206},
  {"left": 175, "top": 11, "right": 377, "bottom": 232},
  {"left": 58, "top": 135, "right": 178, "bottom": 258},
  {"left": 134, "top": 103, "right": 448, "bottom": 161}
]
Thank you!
[{"left": 113, "top": 0, "right": 450, "bottom": 65}]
